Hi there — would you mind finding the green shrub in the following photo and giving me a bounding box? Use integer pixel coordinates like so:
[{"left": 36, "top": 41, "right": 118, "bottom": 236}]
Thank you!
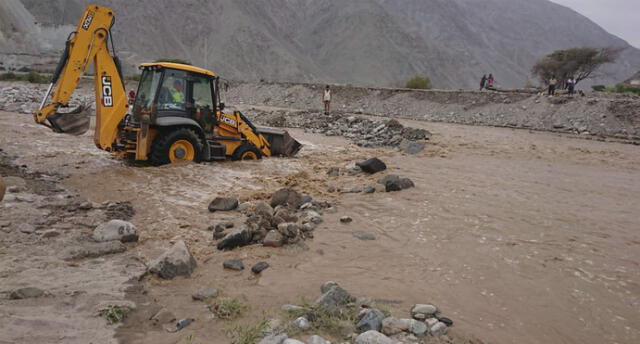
[
  {"left": 405, "top": 76, "right": 432, "bottom": 89},
  {"left": 227, "top": 319, "right": 270, "bottom": 344},
  {"left": 211, "top": 297, "right": 247, "bottom": 320},
  {"left": 592, "top": 85, "right": 606, "bottom": 92},
  {"left": 154, "top": 58, "right": 192, "bottom": 65},
  {"left": 0, "top": 71, "right": 50, "bottom": 83},
  {"left": 99, "top": 305, "right": 130, "bottom": 324}
]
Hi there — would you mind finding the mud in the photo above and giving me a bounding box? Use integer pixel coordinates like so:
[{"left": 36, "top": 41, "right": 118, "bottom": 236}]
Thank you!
[{"left": 1, "top": 105, "right": 640, "bottom": 344}]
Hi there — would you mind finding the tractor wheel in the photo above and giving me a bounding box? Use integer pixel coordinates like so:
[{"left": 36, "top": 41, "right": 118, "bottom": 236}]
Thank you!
[
  {"left": 232, "top": 143, "right": 262, "bottom": 161},
  {"left": 150, "top": 128, "right": 203, "bottom": 165}
]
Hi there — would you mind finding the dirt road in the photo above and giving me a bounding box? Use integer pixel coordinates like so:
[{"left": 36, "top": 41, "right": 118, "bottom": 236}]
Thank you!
[{"left": 1, "top": 110, "right": 639, "bottom": 344}]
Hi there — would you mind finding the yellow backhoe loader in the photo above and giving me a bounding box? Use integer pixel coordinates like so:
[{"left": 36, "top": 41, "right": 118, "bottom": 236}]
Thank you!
[{"left": 35, "top": 5, "right": 300, "bottom": 164}]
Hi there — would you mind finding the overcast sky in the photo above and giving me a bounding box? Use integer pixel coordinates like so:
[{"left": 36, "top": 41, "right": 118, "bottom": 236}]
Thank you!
[{"left": 550, "top": 0, "right": 640, "bottom": 48}]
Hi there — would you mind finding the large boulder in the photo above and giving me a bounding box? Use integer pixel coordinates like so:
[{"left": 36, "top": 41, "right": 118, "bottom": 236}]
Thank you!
[
  {"left": 92, "top": 220, "right": 139, "bottom": 243},
  {"left": 315, "top": 283, "right": 353, "bottom": 312},
  {"left": 149, "top": 241, "right": 197, "bottom": 279},
  {"left": 208, "top": 197, "right": 239, "bottom": 212},
  {"left": 356, "top": 158, "right": 387, "bottom": 174},
  {"left": 217, "top": 226, "right": 252, "bottom": 250},
  {"left": 385, "top": 178, "right": 415, "bottom": 192},
  {"left": 270, "top": 188, "right": 303, "bottom": 209},
  {"left": 354, "top": 330, "right": 393, "bottom": 344},
  {"left": 381, "top": 317, "right": 411, "bottom": 336},
  {"left": 263, "top": 230, "right": 284, "bottom": 247},
  {"left": 356, "top": 308, "right": 386, "bottom": 333},
  {"left": 411, "top": 304, "right": 437, "bottom": 319}
]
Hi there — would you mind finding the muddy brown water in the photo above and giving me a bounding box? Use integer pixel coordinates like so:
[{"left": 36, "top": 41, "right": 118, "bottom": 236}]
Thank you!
[{"left": 1, "top": 110, "right": 639, "bottom": 343}]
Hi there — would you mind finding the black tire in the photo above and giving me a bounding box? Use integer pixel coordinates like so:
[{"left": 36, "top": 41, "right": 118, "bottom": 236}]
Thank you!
[
  {"left": 150, "top": 127, "right": 203, "bottom": 165},
  {"left": 232, "top": 143, "right": 262, "bottom": 161}
]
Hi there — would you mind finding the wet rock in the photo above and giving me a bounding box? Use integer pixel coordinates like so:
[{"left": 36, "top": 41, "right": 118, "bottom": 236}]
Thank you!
[
  {"left": 277, "top": 222, "right": 300, "bottom": 238},
  {"left": 327, "top": 167, "right": 340, "bottom": 177},
  {"left": 438, "top": 317, "right": 453, "bottom": 327},
  {"left": 411, "top": 304, "right": 437, "bottom": 318},
  {"left": 252, "top": 261, "right": 270, "bottom": 274},
  {"left": 17, "top": 223, "right": 37, "bottom": 234},
  {"left": 62, "top": 241, "right": 126, "bottom": 260},
  {"left": 293, "top": 316, "right": 310, "bottom": 331},
  {"left": 259, "top": 333, "right": 288, "bottom": 344},
  {"left": 164, "top": 318, "right": 195, "bottom": 333},
  {"left": 217, "top": 226, "right": 252, "bottom": 250},
  {"left": 208, "top": 197, "right": 239, "bottom": 212},
  {"left": 355, "top": 330, "right": 393, "bottom": 344},
  {"left": 385, "top": 177, "right": 415, "bottom": 192},
  {"left": 362, "top": 186, "right": 376, "bottom": 194},
  {"left": 149, "top": 241, "right": 197, "bottom": 279},
  {"left": 381, "top": 317, "right": 411, "bottom": 335},
  {"left": 352, "top": 231, "right": 376, "bottom": 240},
  {"left": 10, "top": 287, "right": 45, "bottom": 299},
  {"left": 430, "top": 322, "right": 448, "bottom": 337},
  {"left": 255, "top": 201, "right": 275, "bottom": 218},
  {"left": 357, "top": 308, "right": 386, "bottom": 332},
  {"left": 356, "top": 158, "right": 387, "bottom": 174},
  {"left": 192, "top": 289, "right": 219, "bottom": 301},
  {"left": 92, "top": 220, "right": 138, "bottom": 243},
  {"left": 302, "top": 210, "right": 323, "bottom": 225},
  {"left": 223, "top": 259, "right": 244, "bottom": 271},
  {"left": 270, "top": 188, "right": 303, "bottom": 209},
  {"left": 151, "top": 308, "right": 176, "bottom": 326},
  {"left": 306, "top": 335, "right": 330, "bottom": 344},
  {"left": 399, "top": 139, "right": 425, "bottom": 155},
  {"left": 316, "top": 283, "right": 353, "bottom": 311},
  {"left": 274, "top": 207, "right": 299, "bottom": 223},
  {"left": 340, "top": 216, "right": 353, "bottom": 223},
  {"left": 263, "top": 230, "right": 284, "bottom": 247}
]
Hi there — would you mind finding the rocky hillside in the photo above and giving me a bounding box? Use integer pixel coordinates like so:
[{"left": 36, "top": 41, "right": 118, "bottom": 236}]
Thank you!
[{"left": 2, "top": 0, "right": 639, "bottom": 89}]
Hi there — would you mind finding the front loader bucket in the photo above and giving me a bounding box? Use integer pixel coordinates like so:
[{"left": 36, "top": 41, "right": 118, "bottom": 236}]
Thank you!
[
  {"left": 257, "top": 127, "right": 302, "bottom": 157},
  {"left": 47, "top": 105, "right": 91, "bottom": 136}
]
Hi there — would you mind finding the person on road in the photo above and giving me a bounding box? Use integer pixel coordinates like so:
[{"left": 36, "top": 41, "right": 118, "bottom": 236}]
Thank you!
[
  {"left": 487, "top": 74, "right": 495, "bottom": 89},
  {"left": 567, "top": 77, "right": 575, "bottom": 95},
  {"left": 480, "top": 74, "right": 487, "bottom": 90},
  {"left": 323, "top": 85, "right": 331, "bottom": 114},
  {"left": 548, "top": 76, "right": 557, "bottom": 96}
]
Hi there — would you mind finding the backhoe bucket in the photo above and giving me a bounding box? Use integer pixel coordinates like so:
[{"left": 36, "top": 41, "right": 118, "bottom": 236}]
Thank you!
[
  {"left": 47, "top": 105, "right": 91, "bottom": 136},
  {"left": 257, "top": 127, "right": 302, "bottom": 157}
]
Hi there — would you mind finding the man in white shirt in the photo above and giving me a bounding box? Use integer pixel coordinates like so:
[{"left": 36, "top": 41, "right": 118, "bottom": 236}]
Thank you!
[{"left": 323, "top": 85, "right": 331, "bottom": 114}]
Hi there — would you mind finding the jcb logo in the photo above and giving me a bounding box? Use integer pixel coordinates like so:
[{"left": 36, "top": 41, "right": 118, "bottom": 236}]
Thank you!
[
  {"left": 221, "top": 116, "right": 236, "bottom": 126},
  {"left": 102, "top": 76, "right": 113, "bottom": 107},
  {"left": 82, "top": 11, "right": 94, "bottom": 30}
]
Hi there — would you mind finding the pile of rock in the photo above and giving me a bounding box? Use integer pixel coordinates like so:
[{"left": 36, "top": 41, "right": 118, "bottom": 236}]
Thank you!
[
  {"left": 249, "top": 109, "right": 430, "bottom": 152},
  {"left": 259, "top": 281, "right": 454, "bottom": 344},
  {"left": 214, "top": 188, "right": 329, "bottom": 250},
  {"left": 0, "top": 84, "right": 92, "bottom": 114}
]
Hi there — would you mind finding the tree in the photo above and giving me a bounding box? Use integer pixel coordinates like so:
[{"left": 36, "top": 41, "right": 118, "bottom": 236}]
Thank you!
[
  {"left": 531, "top": 47, "right": 622, "bottom": 86},
  {"left": 405, "top": 76, "right": 432, "bottom": 89}
]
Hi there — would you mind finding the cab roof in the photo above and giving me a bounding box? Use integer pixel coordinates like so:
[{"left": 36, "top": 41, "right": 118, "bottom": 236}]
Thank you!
[{"left": 140, "top": 62, "right": 216, "bottom": 77}]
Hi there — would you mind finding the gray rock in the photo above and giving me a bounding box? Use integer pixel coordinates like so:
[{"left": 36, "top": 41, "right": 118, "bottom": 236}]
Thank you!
[
  {"left": 425, "top": 318, "right": 439, "bottom": 328},
  {"left": 320, "top": 281, "right": 339, "bottom": 293},
  {"left": 192, "top": 289, "right": 219, "bottom": 301},
  {"left": 213, "top": 230, "right": 227, "bottom": 240},
  {"left": 357, "top": 308, "right": 386, "bottom": 332},
  {"left": 381, "top": 317, "right": 411, "bottom": 336},
  {"left": 430, "top": 322, "right": 448, "bottom": 337},
  {"left": 255, "top": 201, "right": 275, "bottom": 217},
  {"left": 92, "top": 220, "right": 138, "bottom": 243},
  {"left": 251, "top": 261, "right": 270, "bottom": 274},
  {"left": 316, "top": 284, "right": 353, "bottom": 311},
  {"left": 303, "top": 210, "right": 323, "bottom": 225},
  {"left": 223, "top": 259, "right": 245, "bottom": 271},
  {"left": 164, "top": 318, "right": 195, "bottom": 333},
  {"left": 377, "top": 174, "right": 400, "bottom": 185},
  {"left": 259, "top": 333, "right": 289, "bottom": 344},
  {"left": 356, "top": 158, "right": 387, "bottom": 174},
  {"left": 208, "top": 197, "right": 239, "bottom": 212},
  {"left": 362, "top": 186, "right": 376, "bottom": 194},
  {"left": 306, "top": 335, "right": 330, "bottom": 344},
  {"left": 355, "top": 330, "right": 393, "bottom": 344},
  {"left": 238, "top": 202, "right": 252, "bottom": 212},
  {"left": 283, "top": 339, "right": 305, "bottom": 344},
  {"left": 17, "top": 223, "right": 37, "bottom": 234},
  {"left": 149, "top": 241, "right": 197, "bottom": 279},
  {"left": 281, "top": 304, "right": 305, "bottom": 312},
  {"left": 353, "top": 231, "right": 376, "bottom": 241},
  {"left": 277, "top": 222, "right": 300, "bottom": 238},
  {"left": 399, "top": 140, "right": 425, "bottom": 155},
  {"left": 408, "top": 319, "right": 428, "bottom": 336},
  {"left": 411, "top": 304, "right": 437, "bottom": 318},
  {"left": 263, "top": 230, "right": 284, "bottom": 247},
  {"left": 10, "top": 287, "right": 45, "bottom": 299},
  {"left": 270, "top": 188, "right": 303, "bottom": 209},
  {"left": 340, "top": 216, "right": 352, "bottom": 223},
  {"left": 385, "top": 177, "right": 415, "bottom": 192},
  {"left": 300, "top": 195, "right": 313, "bottom": 204},
  {"left": 217, "top": 226, "right": 252, "bottom": 250},
  {"left": 293, "top": 316, "right": 311, "bottom": 331},
  {"left": 327, "top": 167, "right": 340, "bottom": 177},
  {"left": 151, "top": 308, "right": 175, "bottom": 326}
]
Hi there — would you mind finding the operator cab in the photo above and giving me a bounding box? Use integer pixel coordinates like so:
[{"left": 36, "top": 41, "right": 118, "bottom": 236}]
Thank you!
[{"left": 132, "top": 62, "right": 222, "bottom": 133}]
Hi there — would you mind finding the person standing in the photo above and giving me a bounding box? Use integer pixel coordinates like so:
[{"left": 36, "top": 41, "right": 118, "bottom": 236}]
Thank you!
[
  {"left": 548, "top": 76, "right": 557, "bottom": 96},
  {"left": 480, "top": 74, "right": 487, "bottom": 90},
  {"left": 323, "top": 85, "right": 331, "bottom": 114},
  {"left": 567, "top": 77, "right": 575, "bottom": 95}
]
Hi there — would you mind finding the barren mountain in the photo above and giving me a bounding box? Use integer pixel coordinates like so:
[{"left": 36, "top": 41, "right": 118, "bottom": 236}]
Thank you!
[{"left": 2, "top": 0, "right": 639, "bottom": 88}]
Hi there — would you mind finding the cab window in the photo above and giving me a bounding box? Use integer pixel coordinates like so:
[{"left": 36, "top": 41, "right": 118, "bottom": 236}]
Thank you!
[{"left": 157, "top": 70, "right": 187, "bottom": 111}]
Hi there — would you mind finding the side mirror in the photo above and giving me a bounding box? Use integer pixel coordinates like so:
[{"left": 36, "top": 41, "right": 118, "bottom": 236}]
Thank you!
[{"left": 220, "top": 102, "right": 225, "bottom": 111}]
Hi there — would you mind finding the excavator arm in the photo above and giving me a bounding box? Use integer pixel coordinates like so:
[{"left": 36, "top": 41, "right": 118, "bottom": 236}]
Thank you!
[{"left": 35, "top": 5, "right": 127, "bottom": 151}]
